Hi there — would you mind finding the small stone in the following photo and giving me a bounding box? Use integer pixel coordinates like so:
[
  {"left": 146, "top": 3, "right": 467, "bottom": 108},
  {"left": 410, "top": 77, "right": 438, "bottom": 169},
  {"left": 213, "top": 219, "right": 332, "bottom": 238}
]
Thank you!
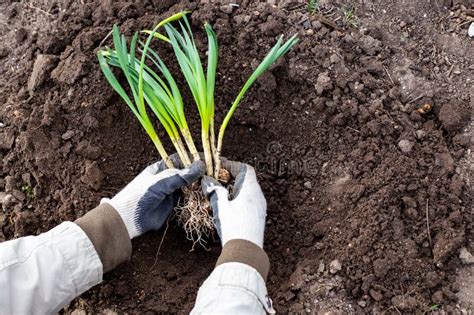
[
  {"left": 468, "top": 22, "right": 474, "bottom": 37},
  {"left": 358, "top": 300, "right": 367, "bottom": 308},
  {"left": 329, "top": 260, "right": 342, "bottom": 274},
  {"left": 318, "top": 261, "right": 325, "bottom": 273},
  {"left": 415, "top": 130, "right": 426, "bottom": 139},
  {"left": 61, "top": 130, "right": 75, "bottom": 140},
  {"left": 398, "top": 139, "right": 414, "bottom": 153},
  {"left": 459, "top": 247, "right": 474, "bottom": 265},
  {"left": 370, "top": 289, "right": 383, "bottom": 301},
  {"left": 304, "top": 181, "right": 312, "bottom": 189},
  {"left": 306, "top": 29, "right": 314, "bottom": 36},
  {"left": 219, "top": 5, "right": 233, "bottom": 14},
  {"left": 312, "top": 20, "right": 322, "bottom": 30},
  {"left": 28, "top": 54, "right": 59, "bottom": 93}
]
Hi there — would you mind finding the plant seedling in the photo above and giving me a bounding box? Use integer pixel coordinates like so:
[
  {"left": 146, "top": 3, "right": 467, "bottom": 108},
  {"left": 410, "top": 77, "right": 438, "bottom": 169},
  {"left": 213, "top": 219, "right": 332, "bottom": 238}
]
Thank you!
[
  {"left": 98, "top": 11, "right": 298, "bottom": 244},
  {"left": 342, "top": 5, "right": 358, "bottom": 28},
  {"left": 307, "top": 0, "right": 320, "bottom": 14}
]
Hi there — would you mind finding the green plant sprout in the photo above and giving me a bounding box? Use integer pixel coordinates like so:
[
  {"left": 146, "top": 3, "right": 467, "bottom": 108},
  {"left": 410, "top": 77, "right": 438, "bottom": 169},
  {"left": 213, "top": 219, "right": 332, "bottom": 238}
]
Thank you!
[
  {"left": 342, "top": 5, "right": 358, "bottom": 28},
  {"left": 429, "top": 304, "right": 441, "bottom": 311},
  {"left": 97, "top": 11, "right": 297, "bottom": 241},
  {"left": 21, "top": 184, "right": 34, "bottom": 200},
  {"left": 307, "top": 0, "right": 320, "bottom": 14},
  {"left": 99, "top": 11, "right": 297, "bottom": 177},
  {"left": 98, "top": 12, "right": 189, "bottom": 170}
]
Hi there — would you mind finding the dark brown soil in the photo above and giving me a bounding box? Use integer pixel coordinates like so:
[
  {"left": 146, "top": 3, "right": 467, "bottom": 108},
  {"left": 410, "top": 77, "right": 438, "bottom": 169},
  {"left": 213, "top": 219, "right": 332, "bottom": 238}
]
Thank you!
[{"left": 1, "top": 0, "right": 472, "bottom": 313}]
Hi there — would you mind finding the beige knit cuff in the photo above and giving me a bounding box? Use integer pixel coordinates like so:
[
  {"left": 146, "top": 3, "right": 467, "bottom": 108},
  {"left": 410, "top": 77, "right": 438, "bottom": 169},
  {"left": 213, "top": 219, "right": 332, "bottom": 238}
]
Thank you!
[
  {"left": 216, "top": 239, "right": 270, "bottom": 281},
  {"left": 75, "top": 203, "right": 132, "bottom": 273}
]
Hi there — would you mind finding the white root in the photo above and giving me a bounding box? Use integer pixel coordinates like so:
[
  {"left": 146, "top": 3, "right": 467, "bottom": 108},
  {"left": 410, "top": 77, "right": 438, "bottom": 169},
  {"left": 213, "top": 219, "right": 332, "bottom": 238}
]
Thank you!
[{"left": 175, "top": 187, "right": 214, "bottom": 251}]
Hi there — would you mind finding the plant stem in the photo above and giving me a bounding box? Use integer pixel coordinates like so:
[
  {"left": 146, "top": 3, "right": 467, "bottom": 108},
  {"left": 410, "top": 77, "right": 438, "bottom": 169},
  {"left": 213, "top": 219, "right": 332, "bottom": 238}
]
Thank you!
[
  {"left": 214, "top": 88, "right": 245, "bottom": 177},
  {"left": 172, "top": 136, "right": 191, "bottom": 167},
  {"left": 182, "top": 128, "right": 200, "bottom": 162},
  {"left": 151, "top": 135, "right": 174, "bottom": 169},
  {"left": 210, "top": 117, "right": 218, "bottom": 175},
  {"left": 201, "top": 127, "right": 213, "bottom": 176},
  {"left": 214, "top": 130, "right": 224, "bottom": 178}
]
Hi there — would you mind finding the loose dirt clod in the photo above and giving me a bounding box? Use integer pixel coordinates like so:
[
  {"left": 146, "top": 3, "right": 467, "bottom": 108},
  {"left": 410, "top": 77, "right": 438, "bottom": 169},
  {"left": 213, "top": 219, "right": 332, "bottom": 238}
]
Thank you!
[
  {"left": 398, "top": 139, "right": 414, "bottom": 153},
  {"left": 329, "top": 260, "right": 342, "bottom": 274},
  {"left": 459, "top": 248, "right": 474, "bottom": 265}
]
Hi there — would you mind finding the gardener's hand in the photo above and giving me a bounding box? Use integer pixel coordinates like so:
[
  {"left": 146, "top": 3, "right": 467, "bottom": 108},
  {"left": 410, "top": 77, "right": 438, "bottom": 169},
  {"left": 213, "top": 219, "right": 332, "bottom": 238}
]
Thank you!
[
  {"left": 102, "top": 156, "right": 205, "bottom": 239},
  {"left": 201, "top": 159, "right": 267, "bottom": 248}
]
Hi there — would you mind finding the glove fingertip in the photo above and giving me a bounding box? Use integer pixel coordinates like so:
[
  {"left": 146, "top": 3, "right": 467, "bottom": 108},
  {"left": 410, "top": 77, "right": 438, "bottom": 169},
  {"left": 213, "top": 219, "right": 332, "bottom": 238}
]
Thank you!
[
  {"left": 181, "top": 160, "right": 205, "bottom": 184},
  {"left": 192, "top": 160, "right": 206, "bottom": 175},
  {"left": 201, "top": 175, "right": 221, "bottom": 197},
  {"left": 213, "top": 185, "right": 230, "bottom": 202}
]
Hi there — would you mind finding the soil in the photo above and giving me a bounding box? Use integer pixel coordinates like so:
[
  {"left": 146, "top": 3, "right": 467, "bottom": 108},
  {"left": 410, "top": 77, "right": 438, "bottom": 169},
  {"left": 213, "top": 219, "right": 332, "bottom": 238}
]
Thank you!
[{"left": 0, "top": 0, "right": 473, "bottom": 313}]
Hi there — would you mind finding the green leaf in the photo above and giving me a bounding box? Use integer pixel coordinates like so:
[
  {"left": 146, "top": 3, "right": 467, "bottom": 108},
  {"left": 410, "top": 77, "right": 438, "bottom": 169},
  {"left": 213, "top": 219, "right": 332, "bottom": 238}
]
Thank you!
[
  {"left": 218, "top": 34, "right": 298, "bottom": 141},
  {"left": 205, "top": 23, "right": 218, "bottom": 118}
]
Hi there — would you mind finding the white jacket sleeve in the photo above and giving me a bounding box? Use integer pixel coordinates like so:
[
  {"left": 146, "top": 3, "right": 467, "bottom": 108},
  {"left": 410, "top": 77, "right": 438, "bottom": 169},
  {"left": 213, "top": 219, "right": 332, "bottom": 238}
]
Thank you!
[
  {"left": 0, "top": 221, "right": 103, "bottom": 315},
  {"left": 191, "top": 262, "right": 275, "bottom": 314}
]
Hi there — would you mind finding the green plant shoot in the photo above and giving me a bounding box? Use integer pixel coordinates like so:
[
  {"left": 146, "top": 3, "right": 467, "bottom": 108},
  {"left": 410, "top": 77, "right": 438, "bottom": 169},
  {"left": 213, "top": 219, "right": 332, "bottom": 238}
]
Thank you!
[{"left": 98, "top": 11, "right": 298, "bottom": 178}]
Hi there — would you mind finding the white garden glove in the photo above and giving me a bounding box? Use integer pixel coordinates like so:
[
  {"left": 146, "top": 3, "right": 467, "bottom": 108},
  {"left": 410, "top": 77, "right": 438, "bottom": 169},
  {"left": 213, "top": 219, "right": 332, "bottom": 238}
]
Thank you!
[
  {"left": 102, "top": 155, "right": 205, "bottom": 239},
  {"left": 201, "top": 159, "right": 267, "bottom": 248}
]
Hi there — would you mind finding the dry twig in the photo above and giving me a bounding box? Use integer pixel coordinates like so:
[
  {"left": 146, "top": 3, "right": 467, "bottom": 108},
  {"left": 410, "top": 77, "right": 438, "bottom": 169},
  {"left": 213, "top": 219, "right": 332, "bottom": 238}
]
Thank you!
[
  {"left": 383, "top": 65, "right": 395, "bottom": 85},
  {"left": 25, "top": 2, "right": 53, "bottom": 17},
  {"left": 151, "top": 214, "right": 172, "bottom": 270},
  {"left": 426, "top": 199, "right": 432, "bottom": 249}
]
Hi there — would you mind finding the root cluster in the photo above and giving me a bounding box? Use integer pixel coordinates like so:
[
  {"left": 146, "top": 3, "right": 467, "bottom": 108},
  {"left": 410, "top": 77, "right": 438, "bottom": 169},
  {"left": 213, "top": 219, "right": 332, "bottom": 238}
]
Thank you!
[{"left": 175, "top": 185, "right": 214, "bottom": 250}]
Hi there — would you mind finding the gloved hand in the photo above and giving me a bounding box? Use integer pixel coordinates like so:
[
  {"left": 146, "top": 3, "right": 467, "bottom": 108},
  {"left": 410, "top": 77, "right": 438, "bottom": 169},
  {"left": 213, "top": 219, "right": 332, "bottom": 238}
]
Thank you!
[
  {"left": 102, "top": 156, "right": 205, "bottom": 239},
  {"left": 201, "top": 159, "right": 267, "bottom": 248}
]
